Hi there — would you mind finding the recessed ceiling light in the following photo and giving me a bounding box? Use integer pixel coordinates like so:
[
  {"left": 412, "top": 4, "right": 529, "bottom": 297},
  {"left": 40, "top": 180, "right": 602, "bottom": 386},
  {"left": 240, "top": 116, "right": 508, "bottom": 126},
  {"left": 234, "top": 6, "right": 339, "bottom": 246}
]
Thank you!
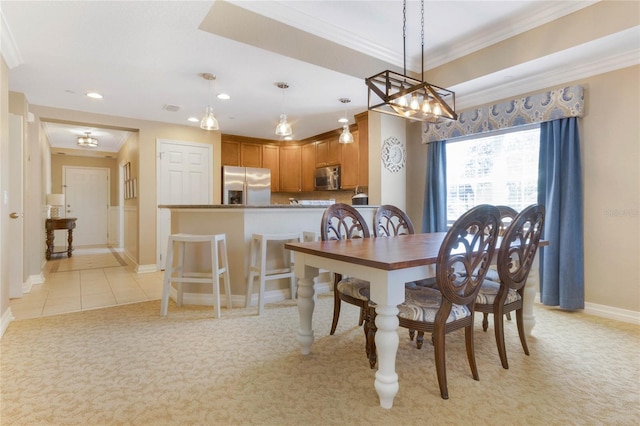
[
  {"left": 86, "top": 92, "right": 103, "bottom": 99},
  {"left": 187, "top": 117, "right": 199, "bottom": 123},
  {"left": 217, "top": 93, "right": 230, "bottom": 100},
  {"left": 338, "top": 118, "right": 349, "bottom": 123},
  {"left": 284, "top": 136, "right": 292, "bottom": 141}
]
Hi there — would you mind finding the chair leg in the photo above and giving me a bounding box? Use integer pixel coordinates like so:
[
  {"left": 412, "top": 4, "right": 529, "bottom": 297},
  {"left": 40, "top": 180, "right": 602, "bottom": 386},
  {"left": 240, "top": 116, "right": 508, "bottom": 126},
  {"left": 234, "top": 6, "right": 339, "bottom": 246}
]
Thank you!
[
  {"left": 160, "top": 238, "right": 175, "bottom": 316},
  {"left": 365, "top": 306, "right": 377, "bottom": 369},
  {"left": 515, "top": 308, "right": 530, "bottom": 356},
  {"left": 433, "top": 326, "right": 449, "bottom": 400},
  {"left": 465, "top": 322, "right": 480, "bottom": 381},
  {"left": 329, "top": 277, "right": 341, "bottom": 335},
  {"left": 211, "top": 239, "right": 221, "bottom": 319},
  {"left": 482, "top": 312, "right": 489, "bottom": 331},
  {"left": 506, "top": 312, "right": 512, "bottom": 321},
  {"left": 409, "top": 329, "right": 415, "bottom": 341},
  {"left": 358, "top": 307, "right": 365, "bottom": 326},
  {"left": 494, "top": 308, "right": 508, "bottom": 369},
  {"left": 416, "top": 331, "right": 425, "bottom": 349}
]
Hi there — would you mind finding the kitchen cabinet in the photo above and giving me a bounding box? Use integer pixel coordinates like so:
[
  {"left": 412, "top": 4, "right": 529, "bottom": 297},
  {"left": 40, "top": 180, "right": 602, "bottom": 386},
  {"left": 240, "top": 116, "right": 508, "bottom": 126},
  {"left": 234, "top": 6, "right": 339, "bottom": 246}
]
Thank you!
[
  {"left": 279, "top": 145, "right": 301, "bottom": 192},
  {"left": 315, "top": 136, "right": 341, "bottom": 167},
  {"left": 262, "top": 144, "right": 280, "bottom": 192},
  {"left": 301, "top": 143, "right": 315, "bottom": 192},
  {"left": 221, "top": 140, "right": 240, "bottom": 166},
  {"left": 341, "top": 129, "right": 359, "bottom": 189},
  {"left": 241, "top": 143, "right": 262, "bottom": 167}
]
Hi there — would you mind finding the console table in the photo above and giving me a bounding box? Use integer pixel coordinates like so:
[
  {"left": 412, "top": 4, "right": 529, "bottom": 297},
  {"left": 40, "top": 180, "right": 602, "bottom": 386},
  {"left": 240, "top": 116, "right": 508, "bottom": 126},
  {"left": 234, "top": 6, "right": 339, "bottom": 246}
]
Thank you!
[{"left": 46, "top": 218, "right": 77, "bottom": 260}]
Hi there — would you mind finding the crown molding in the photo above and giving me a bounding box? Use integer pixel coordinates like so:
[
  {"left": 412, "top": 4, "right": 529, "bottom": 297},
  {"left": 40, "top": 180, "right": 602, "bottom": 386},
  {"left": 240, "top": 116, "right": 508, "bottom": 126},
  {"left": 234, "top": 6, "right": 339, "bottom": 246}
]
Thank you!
[
  {"left": 427, "top": 1, "right": 598, "bottom": 69},
  {"left": 454, "top": 42, "right": 639, "bottom": 111},
  {"left": 0, "top": 12, "right": 23, "bottom": 69},
  {"left": 231, "top": 1, "right": 598, "bottom": 73}
]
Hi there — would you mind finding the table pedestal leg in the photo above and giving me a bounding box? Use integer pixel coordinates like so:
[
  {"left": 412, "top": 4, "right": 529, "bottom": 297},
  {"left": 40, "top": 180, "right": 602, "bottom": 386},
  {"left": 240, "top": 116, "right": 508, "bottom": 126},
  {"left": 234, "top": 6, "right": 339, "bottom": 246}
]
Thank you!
[
  {"left": 67, "top": 229, "right": 74, "bottom": 257},
  {"left": 523, "top": 253, "right": 540, "bottom": 336},
  {"left": 296, "top": 270, "right": 317, "bottom": 355},
  {"left": 374, "top": 304, "right": 400, "bottom": 409},
  {"left": 46, "top": 229, "right": 54, "bottom": 260}
]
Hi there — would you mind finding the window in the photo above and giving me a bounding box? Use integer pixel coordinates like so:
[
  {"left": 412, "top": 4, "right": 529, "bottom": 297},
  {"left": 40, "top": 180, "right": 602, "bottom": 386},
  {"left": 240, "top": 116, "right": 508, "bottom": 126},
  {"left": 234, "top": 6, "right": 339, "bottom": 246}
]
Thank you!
[{"left": 446, "top": 126, "right": 540, "bottom": 224}]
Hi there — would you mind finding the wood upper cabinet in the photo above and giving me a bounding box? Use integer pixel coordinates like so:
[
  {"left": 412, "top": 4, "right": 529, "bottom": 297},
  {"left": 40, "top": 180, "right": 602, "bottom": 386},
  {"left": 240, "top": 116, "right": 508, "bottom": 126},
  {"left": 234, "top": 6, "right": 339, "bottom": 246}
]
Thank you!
[
  {"left": 221, "top": 140, "right": 240, "bottom": 166},
  {"left": 340, "top": 129, "right": 359, "bottom": 189},
  {"left": 241, "top": 143, "right": 262, "bottom": 167},
  {"left": 301, "top": 143, "right": 316, "bottom": 192},
  {"left": 279, "top": 145, "right": 302, "bottom": 192},
  {"left": 262, "top": 144, "right": 280, "bottom": 192},
  {"left": 315, "top": 136, "right": 341, "bottom": 167}
]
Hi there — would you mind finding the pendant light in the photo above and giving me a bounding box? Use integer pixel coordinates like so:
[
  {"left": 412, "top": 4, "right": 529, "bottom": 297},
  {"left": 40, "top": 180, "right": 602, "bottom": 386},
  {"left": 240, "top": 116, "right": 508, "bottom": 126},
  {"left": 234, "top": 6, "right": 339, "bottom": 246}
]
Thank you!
[
  {"left": 338, "top": 98, "right": 354, "bottom": 144},
  {"left": 275, "top": 82, "right": 292, "bottom": 137},
  {"left": 200, "top": 73, "right": 219, "bottom": 131},
  {"left": 365, "top": 0, "right": 457, "bottom": 123}
]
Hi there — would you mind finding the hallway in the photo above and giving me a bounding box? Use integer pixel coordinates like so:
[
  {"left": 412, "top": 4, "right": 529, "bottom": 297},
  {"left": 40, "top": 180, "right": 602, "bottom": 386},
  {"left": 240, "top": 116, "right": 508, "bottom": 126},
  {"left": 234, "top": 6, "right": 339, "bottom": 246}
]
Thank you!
[{"left": 9, "top": 247, "right": 164, "bottom": 320}]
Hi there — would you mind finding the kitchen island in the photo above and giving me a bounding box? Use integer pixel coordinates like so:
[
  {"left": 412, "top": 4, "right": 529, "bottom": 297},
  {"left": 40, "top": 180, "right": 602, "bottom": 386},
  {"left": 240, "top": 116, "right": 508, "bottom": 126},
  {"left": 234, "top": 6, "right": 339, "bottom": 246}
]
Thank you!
[{"left": 158, "top": 204, "right": 377, "bottom": 309}]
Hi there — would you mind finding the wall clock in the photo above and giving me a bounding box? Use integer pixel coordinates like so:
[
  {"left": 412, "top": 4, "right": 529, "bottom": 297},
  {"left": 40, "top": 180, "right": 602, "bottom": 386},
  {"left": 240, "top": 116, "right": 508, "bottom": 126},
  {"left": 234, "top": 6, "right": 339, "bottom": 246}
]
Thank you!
[{"left": 381, "top": 137, "right": 406, "bottom": 173}]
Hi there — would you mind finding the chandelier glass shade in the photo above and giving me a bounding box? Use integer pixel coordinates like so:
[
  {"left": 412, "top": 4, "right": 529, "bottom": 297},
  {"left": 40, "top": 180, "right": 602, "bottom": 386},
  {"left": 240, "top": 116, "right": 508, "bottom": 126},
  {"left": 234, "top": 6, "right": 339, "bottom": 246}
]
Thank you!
[
  {"left": 365, "top": 0, "right": 457, "bottom": 123},
  {"left": 77, "top": 132, "right": 98, "bottom": 148},
  {"left": 339, "top": 124, "right": 354, "bottom": 144},
  {"left": 200, "top": 106, "right": 219, "bottom": 130},
  {"left": 275, "top": 114, "right": 292, "bottom": 136}
]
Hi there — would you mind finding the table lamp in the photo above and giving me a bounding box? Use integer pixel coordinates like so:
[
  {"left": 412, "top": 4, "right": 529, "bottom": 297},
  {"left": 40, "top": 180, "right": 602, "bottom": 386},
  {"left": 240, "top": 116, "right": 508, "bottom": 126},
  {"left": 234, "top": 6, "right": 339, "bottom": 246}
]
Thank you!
[{"left": 46, "top": 194, "right": 65, "bottom": 219}]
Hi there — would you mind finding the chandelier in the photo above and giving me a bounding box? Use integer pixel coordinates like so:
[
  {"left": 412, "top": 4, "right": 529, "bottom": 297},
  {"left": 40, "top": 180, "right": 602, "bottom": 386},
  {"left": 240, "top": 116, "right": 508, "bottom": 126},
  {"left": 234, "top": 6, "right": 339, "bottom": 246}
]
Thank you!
[
  {"left": 365, "top": 0, "right": 457, "bottom": 123},
  {"left": 77, "top": 132, "right": 98, "bottom": 148}
]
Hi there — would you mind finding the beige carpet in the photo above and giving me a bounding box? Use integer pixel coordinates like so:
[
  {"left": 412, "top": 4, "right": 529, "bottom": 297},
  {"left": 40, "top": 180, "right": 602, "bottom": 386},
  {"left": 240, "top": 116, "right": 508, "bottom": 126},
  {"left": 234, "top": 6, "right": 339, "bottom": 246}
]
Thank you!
[{"left": 1, "top": 294, "right": 638, "bottom": 425}]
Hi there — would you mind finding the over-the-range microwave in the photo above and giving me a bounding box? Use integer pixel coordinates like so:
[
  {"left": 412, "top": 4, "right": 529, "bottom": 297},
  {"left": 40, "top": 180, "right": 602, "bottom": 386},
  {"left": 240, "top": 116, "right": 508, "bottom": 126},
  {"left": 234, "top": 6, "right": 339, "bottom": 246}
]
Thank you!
[{"left": 314, "top": 166, "right": 341, "bottom": 190}]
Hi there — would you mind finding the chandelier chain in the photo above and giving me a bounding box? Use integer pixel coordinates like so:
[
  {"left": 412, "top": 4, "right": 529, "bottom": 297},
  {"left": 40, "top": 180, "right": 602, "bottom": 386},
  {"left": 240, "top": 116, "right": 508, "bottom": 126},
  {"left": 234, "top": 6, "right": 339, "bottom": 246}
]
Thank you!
[
  {"left": 421, "top": 0, "right": 424, "bottom": 81},
  {"left": 402, "top": 0, "right": 407, "bottom": 76}
]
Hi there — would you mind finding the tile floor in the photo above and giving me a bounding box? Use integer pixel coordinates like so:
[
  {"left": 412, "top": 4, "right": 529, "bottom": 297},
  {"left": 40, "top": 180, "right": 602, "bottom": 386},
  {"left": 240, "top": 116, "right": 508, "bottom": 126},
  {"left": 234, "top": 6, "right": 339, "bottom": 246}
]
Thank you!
[{"left": 9, "top": 246, "right": 164, "bottom": 320}]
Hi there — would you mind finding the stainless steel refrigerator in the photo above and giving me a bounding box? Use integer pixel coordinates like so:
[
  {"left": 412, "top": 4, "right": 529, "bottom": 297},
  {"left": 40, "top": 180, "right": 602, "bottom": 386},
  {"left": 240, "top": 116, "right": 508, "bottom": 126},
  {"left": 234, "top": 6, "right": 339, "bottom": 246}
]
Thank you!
[{"left": 222, "top": 166, "right": 271, "bottom": 205}]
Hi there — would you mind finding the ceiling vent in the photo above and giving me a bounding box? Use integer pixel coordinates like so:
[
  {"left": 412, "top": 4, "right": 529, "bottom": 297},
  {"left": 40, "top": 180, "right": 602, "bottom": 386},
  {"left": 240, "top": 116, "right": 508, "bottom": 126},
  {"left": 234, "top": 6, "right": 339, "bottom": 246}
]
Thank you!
[{"left": 163, "top": 104, "right": 181, "bottom": 112}]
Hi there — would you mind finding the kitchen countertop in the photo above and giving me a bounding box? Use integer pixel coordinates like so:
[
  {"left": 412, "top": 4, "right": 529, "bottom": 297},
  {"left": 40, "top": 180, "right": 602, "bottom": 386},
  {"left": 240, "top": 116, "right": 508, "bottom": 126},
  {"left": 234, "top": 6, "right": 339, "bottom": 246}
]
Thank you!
[{"left": 158, "top": 204, "right": 378, "bottom": 209}]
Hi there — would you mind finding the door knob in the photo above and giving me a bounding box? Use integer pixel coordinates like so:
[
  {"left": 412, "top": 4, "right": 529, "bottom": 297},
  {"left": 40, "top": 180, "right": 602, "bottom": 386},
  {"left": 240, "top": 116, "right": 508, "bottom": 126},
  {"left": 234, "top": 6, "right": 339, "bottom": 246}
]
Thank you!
[{"left": 9, "top": 212, "right": 21, "bottom": 219}]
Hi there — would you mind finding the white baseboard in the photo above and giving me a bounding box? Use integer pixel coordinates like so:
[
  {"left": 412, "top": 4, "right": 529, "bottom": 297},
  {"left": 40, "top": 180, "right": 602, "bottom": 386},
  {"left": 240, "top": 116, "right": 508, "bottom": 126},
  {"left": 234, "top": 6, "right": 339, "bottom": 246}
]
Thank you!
[
  {"left": 584, "top": 302, "right": 640, "bottom": 325},
  {"left": 23, "top": 273, "right": 45, "bottom": 294},
  {"left": 136, "top": 264, "right": 157, "bottom": 274},
  {"left": 535, "top": 292, "right": 640, "bottom": 325},
  {"left": 0, "top": 307, "right": 15, "bottom": 339}
]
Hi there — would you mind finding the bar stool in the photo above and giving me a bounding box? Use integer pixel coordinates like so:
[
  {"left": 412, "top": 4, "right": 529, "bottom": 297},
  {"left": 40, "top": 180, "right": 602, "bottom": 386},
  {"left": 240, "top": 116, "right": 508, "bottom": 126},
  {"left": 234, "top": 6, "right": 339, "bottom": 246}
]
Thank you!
[
  {"left": 161, "top": 233, "right": 231, "bottom": 318},
  {"left": 246, "top": 232, "right": 302, "bottom": 315}
]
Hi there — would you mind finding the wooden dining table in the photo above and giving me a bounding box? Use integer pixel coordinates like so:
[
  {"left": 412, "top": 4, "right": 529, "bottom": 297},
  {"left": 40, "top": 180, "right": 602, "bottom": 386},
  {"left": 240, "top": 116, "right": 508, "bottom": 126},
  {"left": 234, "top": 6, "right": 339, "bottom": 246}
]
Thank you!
[{"left": 285, "top": 232, "right": 545, "bottom": 409}]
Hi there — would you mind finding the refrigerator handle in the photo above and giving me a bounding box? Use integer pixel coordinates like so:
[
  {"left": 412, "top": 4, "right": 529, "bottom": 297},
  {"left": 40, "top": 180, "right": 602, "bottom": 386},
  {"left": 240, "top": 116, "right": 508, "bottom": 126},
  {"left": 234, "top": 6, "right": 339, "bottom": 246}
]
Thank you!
[{"left": 243, "top": 182, "right": 247, "bottom": 205}]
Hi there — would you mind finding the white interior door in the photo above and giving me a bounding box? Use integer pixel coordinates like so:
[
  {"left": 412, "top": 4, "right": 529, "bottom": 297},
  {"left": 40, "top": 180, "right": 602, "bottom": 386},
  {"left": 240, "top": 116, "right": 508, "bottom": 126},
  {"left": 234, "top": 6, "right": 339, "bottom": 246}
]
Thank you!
[
  {"left": 157, "top": 139, "right": 212, "bottom": 269},
  {"left": 8, "top": 114, "right": 24, "bottom": 298},
  {"left": 63, "top": 167, "right": 109, "bottom": 247}
]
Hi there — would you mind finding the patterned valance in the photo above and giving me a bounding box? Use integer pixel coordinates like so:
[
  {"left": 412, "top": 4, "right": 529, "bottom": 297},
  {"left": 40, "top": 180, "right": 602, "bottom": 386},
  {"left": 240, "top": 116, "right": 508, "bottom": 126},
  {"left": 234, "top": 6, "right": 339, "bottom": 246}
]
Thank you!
[{"left": 422, "top": 85, "right": 584, "bottom": 143}]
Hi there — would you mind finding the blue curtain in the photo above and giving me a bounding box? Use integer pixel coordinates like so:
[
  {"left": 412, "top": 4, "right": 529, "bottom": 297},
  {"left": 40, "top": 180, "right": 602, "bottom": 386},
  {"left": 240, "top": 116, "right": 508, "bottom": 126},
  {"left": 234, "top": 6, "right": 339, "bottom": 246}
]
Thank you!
[
  {"left": 422, "top": 140, "right": 448, "bottom": 233},
  {"left": 538, "top": 117, "right": 584, "bottom": 309}
]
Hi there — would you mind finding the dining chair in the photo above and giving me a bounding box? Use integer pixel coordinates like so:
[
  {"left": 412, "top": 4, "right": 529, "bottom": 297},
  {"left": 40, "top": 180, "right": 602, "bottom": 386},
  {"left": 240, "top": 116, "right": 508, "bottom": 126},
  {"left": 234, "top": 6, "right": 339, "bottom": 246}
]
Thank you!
[
  {"left": 486, "top": 205, "right": 519, "bottom": 322},
  {"left": 475, "top": 203, "right": 545, "bottom": 369},
  {"left": 397, "top": 204, "right": 501, "bottom": 399},
  {"left": 373, "top": 204, "right": 415, "bottom": 237},
  {"left": 320, "top": 203, "right": 375, "bottom": 366},
  {"left": 373, "top": 204, "right": 436, "bottom": 348}
]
